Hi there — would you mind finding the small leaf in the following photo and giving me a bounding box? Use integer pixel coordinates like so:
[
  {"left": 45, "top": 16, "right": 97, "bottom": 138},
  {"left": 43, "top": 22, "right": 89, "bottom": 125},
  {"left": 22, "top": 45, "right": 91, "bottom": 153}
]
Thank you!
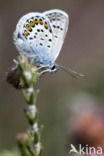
[
  {"left": 22, "top": 90, "right": 29, "bottom": 103},
  {"left": 34, "top": 132, "right": 40, "bottom": 144}
]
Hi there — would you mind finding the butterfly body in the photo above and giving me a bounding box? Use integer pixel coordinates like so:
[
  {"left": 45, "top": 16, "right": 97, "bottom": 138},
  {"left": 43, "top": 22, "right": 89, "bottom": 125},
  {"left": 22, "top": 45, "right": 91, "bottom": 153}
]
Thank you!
[{"left": 13, "top": 9, "right": 69, "bottom": 72}]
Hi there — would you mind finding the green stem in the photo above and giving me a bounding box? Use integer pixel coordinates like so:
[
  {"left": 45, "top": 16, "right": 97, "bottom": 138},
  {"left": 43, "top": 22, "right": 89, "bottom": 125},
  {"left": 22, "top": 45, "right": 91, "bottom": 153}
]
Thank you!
[{"left": 16, "top": 54, "right": 43, "bottom": 156}]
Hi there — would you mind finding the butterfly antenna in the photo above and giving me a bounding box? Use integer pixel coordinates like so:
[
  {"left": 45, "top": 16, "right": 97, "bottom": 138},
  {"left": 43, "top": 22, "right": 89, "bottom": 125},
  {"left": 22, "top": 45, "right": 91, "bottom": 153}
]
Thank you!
[{"left": 56, "top": 64, "right": 85, "bottom": 78}]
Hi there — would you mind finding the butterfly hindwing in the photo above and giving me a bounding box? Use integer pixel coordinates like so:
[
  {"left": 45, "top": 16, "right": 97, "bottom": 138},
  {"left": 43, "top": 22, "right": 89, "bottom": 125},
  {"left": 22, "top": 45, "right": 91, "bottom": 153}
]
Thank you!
[
  {"left": 14, "top": 12, "right": 54, "bottom": 65},
  {"left": 13, "top": 10, "right": 69, "bottom": 67}
]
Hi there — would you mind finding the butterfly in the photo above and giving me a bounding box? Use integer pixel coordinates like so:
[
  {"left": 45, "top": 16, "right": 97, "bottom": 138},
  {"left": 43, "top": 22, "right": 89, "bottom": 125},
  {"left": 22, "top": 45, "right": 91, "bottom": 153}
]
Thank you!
[{"left": 13, "top": 9, "right": 83, "bottom": 78}]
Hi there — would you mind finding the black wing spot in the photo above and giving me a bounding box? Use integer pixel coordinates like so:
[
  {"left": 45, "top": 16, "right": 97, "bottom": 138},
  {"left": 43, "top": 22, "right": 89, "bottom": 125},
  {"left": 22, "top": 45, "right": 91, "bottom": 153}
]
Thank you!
[
  {"left": 40, "top": 38, "right": 44, "bottom": 40},
  {"left": 29, "top": 37, "right": 33, "bottom": 40},
  {"left": 37, "top": 29, "right": 40, "bottom": 32},
  {"left": 26, "top": 19, "right": 29, "bottom": 22},
  {"left": 41, "top": 29, "right": 44, "bottom": 32},
  {"left": 47, "top": 45, "right": 51, "bottom": 48},
  {"left": 53, "top": 25, "right": 56, "bottom": 28},
  {"left": 49, "top": 29, "right": 52, "bottom": 33},
  {"left": 52, "top": 18, "right": 55, "bottom": 21},
  {"left": 49, "top": 39, "right": 52, "bottom": 42},
  {"left": 57, "top": 26, "right": 60, "bottom": 29},
  {"left": 60, "top": 28, "right": 63, "bottom": 31},
  {"left": 40, "top": 43, "right": 43, "bottom": 46},
  {"left": 34, "top": 36, "right": 36, "bottom": 38},
  {"left": 55, "top": 35, "right": 58, "bottom": 38},
  {"left": 45, "top": 34, "right": 48, "bottom": 37},
  {"left": 17, "top": 33, "right": 21, "bottom": 38},
  {"left": 29, "top": 19, "right": 33, "bottom": 23}
]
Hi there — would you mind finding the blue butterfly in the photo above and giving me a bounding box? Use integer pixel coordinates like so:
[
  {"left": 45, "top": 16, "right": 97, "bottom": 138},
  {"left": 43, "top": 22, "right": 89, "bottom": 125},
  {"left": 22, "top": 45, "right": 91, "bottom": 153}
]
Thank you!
[{"left": 13, "top": 9, "right": 83, "bottom": 77}]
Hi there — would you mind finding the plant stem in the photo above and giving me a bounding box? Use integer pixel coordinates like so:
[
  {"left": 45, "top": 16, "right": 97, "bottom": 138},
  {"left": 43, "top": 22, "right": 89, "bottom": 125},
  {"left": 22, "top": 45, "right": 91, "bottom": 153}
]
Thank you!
[{"left": 13, "top": 54, "right": 43, "bottom": 156}]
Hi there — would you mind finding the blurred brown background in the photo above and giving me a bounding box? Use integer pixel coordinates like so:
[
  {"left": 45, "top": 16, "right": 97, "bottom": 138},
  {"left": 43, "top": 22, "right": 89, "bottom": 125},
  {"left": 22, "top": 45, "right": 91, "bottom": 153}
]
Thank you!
[{"left": 0, "top": 0, "right": 104, "bottom": 156}]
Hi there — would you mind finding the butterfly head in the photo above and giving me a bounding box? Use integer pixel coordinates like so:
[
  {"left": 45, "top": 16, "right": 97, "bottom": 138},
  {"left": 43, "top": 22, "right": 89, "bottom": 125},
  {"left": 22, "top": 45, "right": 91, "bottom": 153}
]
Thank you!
[{"left": 41, "top": 63, "right": 58, "bottom": 73}]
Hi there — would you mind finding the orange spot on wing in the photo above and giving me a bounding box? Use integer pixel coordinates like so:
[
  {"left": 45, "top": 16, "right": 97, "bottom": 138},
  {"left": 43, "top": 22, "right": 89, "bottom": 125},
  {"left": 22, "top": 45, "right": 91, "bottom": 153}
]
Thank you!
[
  {"left": 34, "top": 20, "right": 44, "bottom": 25},
  {"left": 29, "top": 23, "right": 35, "bottom": 27},
  {"left": 26, "top": 26, "right": 32, "bottom": 31},
  {"left": 44, "top": 24, "right": 48, "bottom": 29},
  {"left": 24, "top": 31, "right": 29, "bottom": 37},
  {"left": 34, "top": 20, "right": 39, "bottom": 24},
  {"left": 39, "top": 20, "right": 43, "bottom": 24}
]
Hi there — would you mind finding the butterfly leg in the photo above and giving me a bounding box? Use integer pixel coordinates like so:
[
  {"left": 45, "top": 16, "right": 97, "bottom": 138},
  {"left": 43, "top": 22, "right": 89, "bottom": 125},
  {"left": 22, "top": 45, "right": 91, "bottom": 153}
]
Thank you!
[{"left": 38, "top": 69, "right": 51, "bottom": 77}]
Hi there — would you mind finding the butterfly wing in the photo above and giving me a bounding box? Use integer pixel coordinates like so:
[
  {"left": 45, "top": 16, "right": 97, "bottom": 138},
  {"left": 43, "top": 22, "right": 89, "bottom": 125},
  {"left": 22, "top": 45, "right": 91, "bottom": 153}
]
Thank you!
[
  {"left": 13, "top": 10, "right": 69, "bottom": 67},
  {"left": 13, "top": 12, "right": 54, "bottom": 66},
  {"left": 43, "top": 9, "right": 69, "bottom": 62}
]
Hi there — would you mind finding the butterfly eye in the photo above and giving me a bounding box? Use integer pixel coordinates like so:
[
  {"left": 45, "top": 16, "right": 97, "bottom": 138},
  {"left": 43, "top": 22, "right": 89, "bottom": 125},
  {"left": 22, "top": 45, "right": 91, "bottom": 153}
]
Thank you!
[{"left": 51, "top": 65, "right": 56, "bottom": 71}]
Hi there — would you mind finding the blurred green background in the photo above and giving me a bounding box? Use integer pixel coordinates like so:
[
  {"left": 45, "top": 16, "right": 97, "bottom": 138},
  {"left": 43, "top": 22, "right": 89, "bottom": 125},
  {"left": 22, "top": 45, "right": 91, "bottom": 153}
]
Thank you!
[{"left": 0, "top": 0, "right": 104, "bottom": 155}]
